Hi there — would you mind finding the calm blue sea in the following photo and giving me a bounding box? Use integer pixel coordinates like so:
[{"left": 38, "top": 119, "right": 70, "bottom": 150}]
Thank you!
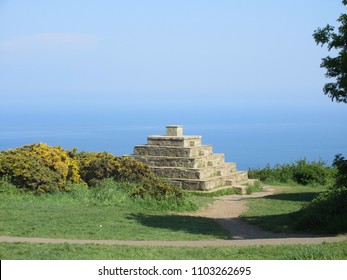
[{"left": 1, "top": 104, "right": 346, "bottom": 170}]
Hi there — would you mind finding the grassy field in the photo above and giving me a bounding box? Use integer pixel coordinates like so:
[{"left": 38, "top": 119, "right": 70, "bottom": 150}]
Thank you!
[
  {"left": 0, "top": 186, "right": 227, "bottom": 241},
  {"left": 1, "top": 181, "right": 346, "bottom": 259},
  {"left": 241, "top": 185, "right": 326, "bottom": 233},
  {"left": 1, "top": 241, "right": 346, "bottom": 260}
]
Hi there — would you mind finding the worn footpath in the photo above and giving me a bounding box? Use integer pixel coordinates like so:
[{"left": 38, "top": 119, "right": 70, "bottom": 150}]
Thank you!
[{"left": 0, "top": 186, "right": 346, "bottom": 247}]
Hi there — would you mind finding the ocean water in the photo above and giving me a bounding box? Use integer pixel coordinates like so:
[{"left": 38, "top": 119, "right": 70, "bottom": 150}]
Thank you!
[{"left": 1, "top": 104, "right": 346, "bottom": 170}]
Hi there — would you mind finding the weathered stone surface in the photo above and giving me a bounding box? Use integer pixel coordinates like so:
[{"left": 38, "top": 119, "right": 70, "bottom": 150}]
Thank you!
[
  {"left": 150, "top": 162, "right": 236, "bottom": 180},
  {"left": 133, "top": 125, "right": 249, "bottom": 191},
  {"left": 170, "top": 176, "right": 229, "bottom": 191},
  {"left": 133, "top": 153, "right": 226, "bottom": 169},
  {"left": 147, "top": 136, "right": 202, "bottom": 147},
  {"left": 134, "top": 145, "right": 213, "bottom": 158},
  {"left": 225, "top": 171, "right": 249, "bottom": 186},
  {"left": 166, "top": 125, "right": 183, "bottom": 137},
  {"left": 133, "top": 155, "right": 197, "bottom": 168}
]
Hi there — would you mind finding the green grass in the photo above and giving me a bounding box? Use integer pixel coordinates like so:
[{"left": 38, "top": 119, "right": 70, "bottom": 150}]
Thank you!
[
  {"left": 245, "top": 180, "right": 263, "bottom": 194},
  {"left": 241, "top": 185, "right": 326, "bottom": 233},
  {"left": 1, "top": 241, "right": 346, "bottom": 260},
  {"left": 186, "top": 187, "right": 240, "bottom": 197},
  {"left": 0, "top": 182, "right": 228, "bottom": 241},
  {"left": 1, "top": 179, "right": 345, "bottom": 260},
  {"left": 295, "top": 188, "right": 347, "bottom": 234}
]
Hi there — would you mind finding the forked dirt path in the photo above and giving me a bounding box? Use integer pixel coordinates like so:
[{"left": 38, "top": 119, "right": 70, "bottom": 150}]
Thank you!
[{"left": 0, "top": 186, "right": 346, "bottom": 247}]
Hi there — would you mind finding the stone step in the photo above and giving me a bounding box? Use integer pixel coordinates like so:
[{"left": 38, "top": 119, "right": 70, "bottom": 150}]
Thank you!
[
  {"left": 134, "top": 145, "right": 213, "bottom": 158},
  {"left": 134, "top": 155, "right": 197, "bottom": 168},
  {"left": 134, "top": 153, "right": 226, "bottom": 169},
  {"left": 185, "top": 184, "right": 247, "bottom": 195},
  {"left": 169, "top": 175, "right": 228, "bottom": 191},
  {"left": 197, "top": 154, "right": 226, "bottom": 168},
  {"left": 233, "top": 185, "right": 248, "bottom": 195},
  {"left": 147, "top": 136, "right": 202, "bottom": 147},
  {"left": 150, "top": 163, "right": 237, "bottom": 180},
  {"left": 225, "top": 171, "right": 249, "bottom": 186},
  {"left": 171, "top": 174, "right": 249, "bottom": 191},
  {"left": 174, "top": 179, "right": 254, "bottom": 195}
]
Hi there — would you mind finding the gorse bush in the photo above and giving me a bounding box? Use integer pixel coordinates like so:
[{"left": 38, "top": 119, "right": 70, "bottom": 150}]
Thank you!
[
  {"left": 0, "top": 143, "right": 83, "bottom": 193},
  {"left": 77, "top": 152, "right": 153, "bottom": 186},
  {"left": 130, "top": 177, "right": 183, "bottom": 201},
  {"left": 0, "top": 143, "right": 183, "bottom": 202},
  {"left": 76, "top": 151, "right": 182, "bottom": 200},
  {"left": 248, "top": 158, "right": 335, "bottom": 186}
]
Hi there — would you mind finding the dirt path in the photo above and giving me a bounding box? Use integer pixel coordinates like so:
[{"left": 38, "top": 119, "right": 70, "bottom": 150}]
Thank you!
[
  {"left": 179, "top": 185, "right": 347, "bottom": 244},
  {"left": 186, "top": 185, "right": 313, "bottom": 239},
  {"left": 1, "top": 186, "right": 346, "bottom": 247}
]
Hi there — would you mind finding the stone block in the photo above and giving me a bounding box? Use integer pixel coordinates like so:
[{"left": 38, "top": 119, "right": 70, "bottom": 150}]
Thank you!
[
  {"left": 166, "top": 125, "right": 183, "bottom": 137},
  {"left": 225, "top": 171, "right": 249, "bottom": 186},
  {"left": 133, "top": 145, "right": 213, "bottom": 158},
  {"left": 133, "top": 155, "right": 197, "bottom": 168},
  {"left": 147, "top": 136, "right": 201, "bottom": 147},
  {"left": 170, "top": 176, "right": 228, "bottom": 191}
]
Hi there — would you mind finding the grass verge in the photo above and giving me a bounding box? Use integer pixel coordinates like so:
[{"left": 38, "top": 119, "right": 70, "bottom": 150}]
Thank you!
[
  {"left": 0, "top": 241, "right": 346, "bottom": 260},
  {"left": 241, "top": 185, "right": 326, "bottom": 233}
]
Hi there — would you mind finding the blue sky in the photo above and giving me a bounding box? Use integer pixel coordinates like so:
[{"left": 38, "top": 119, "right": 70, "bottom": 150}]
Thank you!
[
  {"left": 1, "top": 1, "right": 347, "bottom": 167},
  {"left": 0, "top": 0, "right": 345, "bottom": 111}
]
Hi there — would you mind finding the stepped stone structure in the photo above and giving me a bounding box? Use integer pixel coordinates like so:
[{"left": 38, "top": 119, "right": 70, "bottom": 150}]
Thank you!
[{"left": 134, "top": 125, "right": 249, "bottom": 191}]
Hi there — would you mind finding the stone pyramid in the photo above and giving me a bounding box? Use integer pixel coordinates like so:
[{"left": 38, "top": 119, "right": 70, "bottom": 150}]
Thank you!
[{"left": 134, "top": 125, "right": 249, "bottom": 191}]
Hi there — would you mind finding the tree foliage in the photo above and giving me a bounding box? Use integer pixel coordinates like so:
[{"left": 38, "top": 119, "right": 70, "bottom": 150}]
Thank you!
[
  {"left": 332, "top": 154, "right": 347, "bottom": 189},
  {"left": 313, "top": 0, "right": 347, "bottom": 103}
]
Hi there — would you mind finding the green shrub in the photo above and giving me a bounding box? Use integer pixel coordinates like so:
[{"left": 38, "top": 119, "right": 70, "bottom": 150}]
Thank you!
[
  {"left": 76, "top": 151, "right": 183, "bottom": 201},
  {"left": 0, "top": 143, "right": 84, "bottom": 193},
  {"left": 248, "top": 163, "right": 294, "bottom": 183},
  {"left": 246, "top": 180, "right": 263, "bottom": 194},
  {"left": 249, "top": 158, "right": 335, "bottom": 186},
  {"left": 332, "top": 154, "right": 347, "bottom": 190},
  {"left": 270, "top": 163, "right": 294, "bottom": 183},
  {"left": 292, "top": 159, "right": 334, "bottom": 186},
  {"left": 77, "top": 152, "right": 153, "bottom": 186},
  {"left": 295, "top": 154, "right": 347, "bottom": 234},
  {"left": 295, "top": 188, "right": 347, "bottom": 234},
  {"left": 0, "top": 145, "right": 184, "bottom": 202},
  {"left": 0, "top": 177, "right": 22, "bottom": 195},
  {"left": 130, "top": 177, "right": 183, "bottom": 201}
]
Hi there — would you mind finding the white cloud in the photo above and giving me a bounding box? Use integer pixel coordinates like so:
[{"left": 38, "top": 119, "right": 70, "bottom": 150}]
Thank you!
[{"left": 0, "top": 32, "right": 101, "bottom": 53}]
